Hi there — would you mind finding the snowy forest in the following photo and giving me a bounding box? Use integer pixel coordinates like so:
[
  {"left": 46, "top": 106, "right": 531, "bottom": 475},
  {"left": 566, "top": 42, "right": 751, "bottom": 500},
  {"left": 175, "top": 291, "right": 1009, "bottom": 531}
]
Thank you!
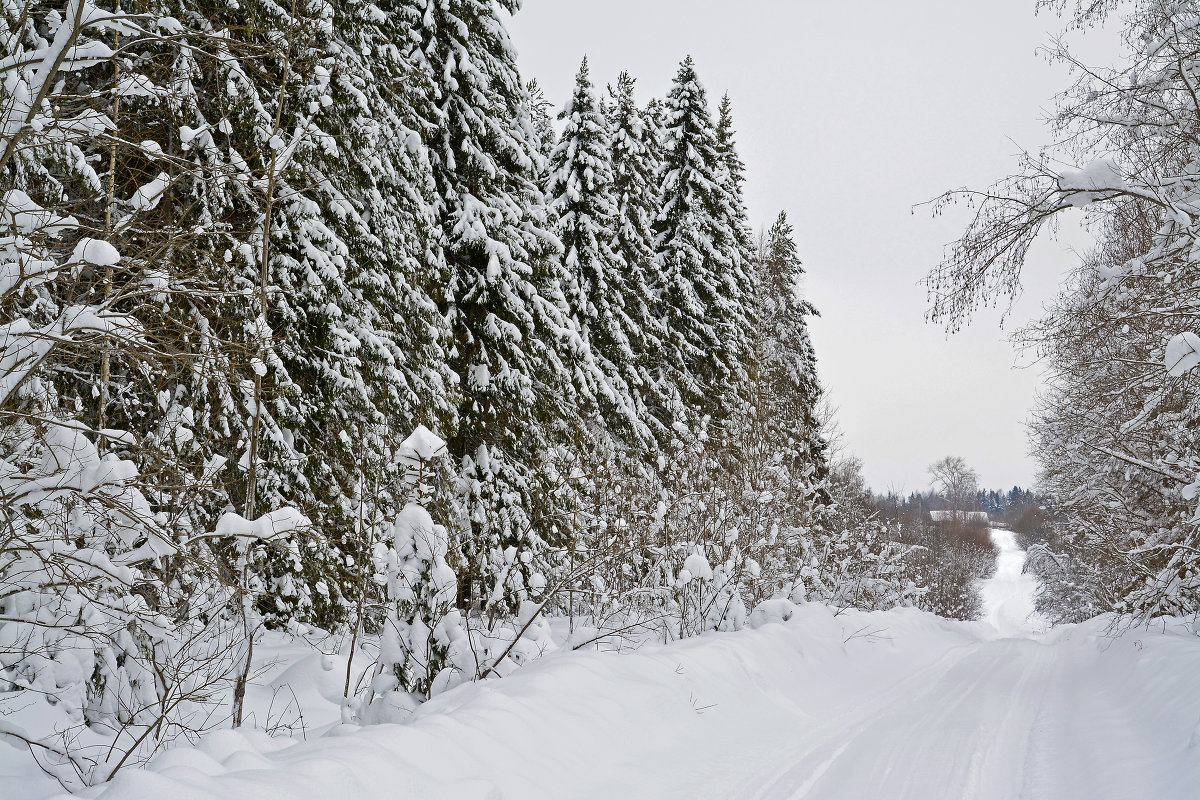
[{"left": 2, "top": 0, "right": 1200, "bottom": 797}]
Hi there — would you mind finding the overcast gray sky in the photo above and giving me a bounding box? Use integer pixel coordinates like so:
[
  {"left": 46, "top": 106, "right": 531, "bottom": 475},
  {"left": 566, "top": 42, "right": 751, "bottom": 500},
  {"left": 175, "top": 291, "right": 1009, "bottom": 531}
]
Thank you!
[{"left": 507, "top": 1, "right": 1114, "bottom": 494}]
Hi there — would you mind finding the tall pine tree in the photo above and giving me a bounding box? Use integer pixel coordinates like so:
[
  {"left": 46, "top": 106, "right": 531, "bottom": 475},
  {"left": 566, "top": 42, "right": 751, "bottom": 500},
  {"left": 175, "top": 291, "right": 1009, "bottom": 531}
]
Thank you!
[
  {"left": 755, "top": 212, "right": 829, "bottom": 502},
  {"left": 606, "top": 71, "right": 667, "bottom": 449},
  {"left": 715, "top": 93, "right": 758, "bottom": 343}
]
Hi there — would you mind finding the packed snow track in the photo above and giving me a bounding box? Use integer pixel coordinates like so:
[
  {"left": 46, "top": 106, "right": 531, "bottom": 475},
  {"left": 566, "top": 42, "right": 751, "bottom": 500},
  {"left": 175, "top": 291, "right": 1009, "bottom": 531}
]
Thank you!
[{"left": 30, "top": 528, "right": 1200, "bottom": 800}]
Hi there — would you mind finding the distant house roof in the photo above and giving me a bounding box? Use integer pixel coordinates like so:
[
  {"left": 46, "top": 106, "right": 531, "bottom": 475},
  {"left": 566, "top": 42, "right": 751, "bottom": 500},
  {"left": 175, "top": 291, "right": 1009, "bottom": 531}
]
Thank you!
[{"left": 929, "top": 510, "right": 990, "bottom": 523}]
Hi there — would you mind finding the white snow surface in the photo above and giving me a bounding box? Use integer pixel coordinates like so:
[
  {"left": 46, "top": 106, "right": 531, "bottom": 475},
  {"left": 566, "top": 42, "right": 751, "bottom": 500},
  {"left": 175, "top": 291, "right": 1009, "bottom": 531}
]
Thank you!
[
  {"left": 1057, "top": 158, "right": 1125, "bottom": 192},
  {"left": 213, "top": 507, "right": 310, "bottom": 541},
  {"left": 1165, "top": 331, "right": 1200, "bottom": 377},
  {"left": 399, "top": 424, "right": 446, "bottom": 461},
  {"left": 70, "top": 238, "right": 120, "bottom": 267},
  {"left": 6, "top": 539, "right": 1200, "bottom": 800},
  {"left": 978, "top": 526, "right": 1047, "bottom": 638}
]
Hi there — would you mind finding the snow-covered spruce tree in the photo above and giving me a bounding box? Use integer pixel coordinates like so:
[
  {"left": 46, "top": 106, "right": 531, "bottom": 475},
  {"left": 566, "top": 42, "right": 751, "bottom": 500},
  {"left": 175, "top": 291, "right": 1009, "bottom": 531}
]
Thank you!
[
  {"left": 517, "top": 73, "right": 674, "bottom": 638},
  {"left": 605, "top": 70, "right": 667, "bottom": 447},
  {"left": 262, "top": 0, "right": 463, "bottom": 640},
  {"left": 568, "top": 80, "right": 844, "bottom": 639},
  {"left": 217, "top": 0, "right": 352, "bottom": 629},
  {"left": 605, "top": 64, "right": 767, "bottom": 638},
  {"left": 714, "top": 94, "right": 757, "bottom": 331},
  {"left": 651, "top": 57, "right": 753, "bottom": 426},
  {"left": 719, "top": 212, "right": 832, "bottom": 608},
  {"left": 755, "top": 213, "right": 829, "bottom": 500},
  {"left": 927, "top": 0, "right": 1200, "bottom": 621},
  {"left": 641, "top": 213, "right": 839, "bottom": 632},
  {"left": 546, "top": 58, "right": 647, "bottom": 450},
  {"left": 363, "top": 426, "right": 468, "bottom": 716},
  {"left": 526, "top": 78, "right": 557, "bottom": 177},
  {"left": 41, "top": 0, "right": 283, "bottom": 640},
  {"left": 643, "top": 95, "right": 668, "bottom": 184},
  {"left": 547, "top": 72, "right": 673, "bottom": 628},
  {"left": 399, "top": 0, "right": 585, "bottom": 616},
  {"left": 242, "top": 0, "right": 456, "bottom": 628}
]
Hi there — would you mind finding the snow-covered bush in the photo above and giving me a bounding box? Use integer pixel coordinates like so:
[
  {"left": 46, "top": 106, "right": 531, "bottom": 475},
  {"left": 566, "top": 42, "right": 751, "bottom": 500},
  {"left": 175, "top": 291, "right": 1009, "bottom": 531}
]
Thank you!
[
  {"left": 0, "top": 408, "right": 309, "bottom": 785},
  {"left": 747, "top": 598, "right": 799, "bottom": 629},
  {"left": 780, "top": 453, "right": 926, "bottom": 614},
  {"left": 366, "top": 499, "right": 462, "bottom": 709},
  {"left": 361, "top": 426, "right": 557, "bottom": 717},
  {"left": 0, "top": 425, "right": 169, "bottom": 725}
]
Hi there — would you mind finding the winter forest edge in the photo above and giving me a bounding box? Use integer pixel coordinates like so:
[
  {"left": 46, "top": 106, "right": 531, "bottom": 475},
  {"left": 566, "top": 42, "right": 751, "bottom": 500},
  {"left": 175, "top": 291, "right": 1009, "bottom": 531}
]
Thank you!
[{"left": 2, "top": 0, "right": 1200, "bottom": 793}]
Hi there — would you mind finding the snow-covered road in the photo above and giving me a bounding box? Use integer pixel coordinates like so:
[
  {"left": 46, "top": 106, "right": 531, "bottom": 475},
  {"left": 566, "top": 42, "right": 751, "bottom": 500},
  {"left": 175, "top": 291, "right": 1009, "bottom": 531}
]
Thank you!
[
  {"left": 978, "top": 526, "right": 1045, "bottom": 637},
  {"left": 705, "top": 530, "right": 1195, "bottom": 799},
  {"left": 744, "top": 626, "right": 1186, "bottom": 800},
  {"left": 35, "top": 530, "right": 1200, "bottom": 800}
]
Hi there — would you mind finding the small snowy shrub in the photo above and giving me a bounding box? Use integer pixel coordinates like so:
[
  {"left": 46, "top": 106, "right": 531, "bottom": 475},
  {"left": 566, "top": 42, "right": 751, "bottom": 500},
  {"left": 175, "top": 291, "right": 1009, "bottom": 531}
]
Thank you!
[{"left": 748, "top": 599, "right": 799, "bottom": 629}]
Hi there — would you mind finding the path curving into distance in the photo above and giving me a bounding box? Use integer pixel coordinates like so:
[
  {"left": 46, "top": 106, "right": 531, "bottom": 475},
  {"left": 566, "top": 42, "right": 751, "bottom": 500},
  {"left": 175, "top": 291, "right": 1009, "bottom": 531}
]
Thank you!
[
  {"left": 978, "top": 526, "right": 1047, "bottom": 637},
  {"left": 70, "top": 528, "right": 1200, "bottom": 800}
]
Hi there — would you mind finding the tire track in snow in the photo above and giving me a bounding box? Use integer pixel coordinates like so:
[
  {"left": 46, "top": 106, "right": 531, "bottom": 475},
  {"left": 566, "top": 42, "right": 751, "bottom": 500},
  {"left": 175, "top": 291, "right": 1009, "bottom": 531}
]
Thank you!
[
  {"left": 744, "top": 642, "right": 991, "bottom": 799},
  {"left": 750, "top": 527, "right": 1058, "bottom": 800},
  {"left": 754, "top": 639, "right": 1056, "bottom": 800}
]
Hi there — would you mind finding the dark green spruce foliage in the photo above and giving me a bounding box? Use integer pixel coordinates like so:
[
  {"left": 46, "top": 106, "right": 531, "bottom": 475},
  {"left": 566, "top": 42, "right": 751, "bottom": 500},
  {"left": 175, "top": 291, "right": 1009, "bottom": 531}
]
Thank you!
[
  {"left": 398, "top": 0, "right": 587, "bottom": 612},
  {"left": 546, "top": 59, "right": 648, "bottom": 450},
  {"left": 652, "top": 58, "right": 754, "bottom": 425}
]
